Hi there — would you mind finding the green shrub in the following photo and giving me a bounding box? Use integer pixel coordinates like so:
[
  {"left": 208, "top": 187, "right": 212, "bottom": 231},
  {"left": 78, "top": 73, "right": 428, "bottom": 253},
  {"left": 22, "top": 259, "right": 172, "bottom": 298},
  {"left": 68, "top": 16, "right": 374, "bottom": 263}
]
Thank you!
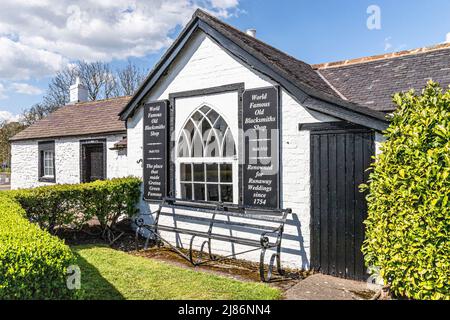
[
  {"left": 362, "top": 81, "right": 450, "bottom": 300},
  {"left": 8, "top": 177, "right": 142, "bottom": 239},
  {"left": 0, "top": 193, "right": 75, "bottom": 299}
]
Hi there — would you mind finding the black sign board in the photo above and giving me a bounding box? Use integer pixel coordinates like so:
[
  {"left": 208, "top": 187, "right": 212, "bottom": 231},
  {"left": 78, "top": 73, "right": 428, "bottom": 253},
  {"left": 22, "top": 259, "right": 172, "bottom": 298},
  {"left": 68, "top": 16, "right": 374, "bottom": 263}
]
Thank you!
[
  {"left": 242, "top": 86, "right": 280, "bottom": 209},
  {"left": 143, "top": 100, "right": 169, "bottom": 201}
]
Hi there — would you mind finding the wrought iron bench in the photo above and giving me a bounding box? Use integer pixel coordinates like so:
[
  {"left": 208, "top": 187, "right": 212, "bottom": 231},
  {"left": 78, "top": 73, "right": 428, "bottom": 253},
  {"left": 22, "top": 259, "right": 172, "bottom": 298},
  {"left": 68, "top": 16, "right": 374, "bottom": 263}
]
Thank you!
[{"left": 135, "top": 197, "right": 292, "bottom": 282}]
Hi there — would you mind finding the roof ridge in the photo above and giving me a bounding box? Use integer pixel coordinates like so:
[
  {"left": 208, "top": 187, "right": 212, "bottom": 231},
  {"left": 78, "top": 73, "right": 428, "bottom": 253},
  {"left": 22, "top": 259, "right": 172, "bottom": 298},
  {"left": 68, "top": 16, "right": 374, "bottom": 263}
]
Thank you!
[
  {"left": 313, "top": 42, "right": 450, "bottom": 70},
  {"left": 194, "top": 9, "right": 312, "bottom": 69},
  {"left": 73, "top": 95, "right": 131, "bottom": 106}
]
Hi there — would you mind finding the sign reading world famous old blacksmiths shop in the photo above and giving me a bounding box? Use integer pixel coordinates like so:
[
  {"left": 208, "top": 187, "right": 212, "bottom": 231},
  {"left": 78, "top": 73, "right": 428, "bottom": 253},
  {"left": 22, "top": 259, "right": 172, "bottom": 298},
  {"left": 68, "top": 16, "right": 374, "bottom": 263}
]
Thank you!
[
  {"left": 242, "top": 86, "right": 280, "bottom": 209},
  {"left": 143, "top": 101, "right": 169, "bottom": 201}
]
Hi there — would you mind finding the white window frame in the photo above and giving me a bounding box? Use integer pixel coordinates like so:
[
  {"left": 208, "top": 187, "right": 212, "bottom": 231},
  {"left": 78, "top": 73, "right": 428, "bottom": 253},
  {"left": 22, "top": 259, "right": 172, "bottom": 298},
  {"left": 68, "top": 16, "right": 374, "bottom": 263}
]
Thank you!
[
  {"left": 43, "top": 150, "right": 54, "bottom": 178},
  {"left": 175, "top": 105, "right": 239, "bottom": 203}
]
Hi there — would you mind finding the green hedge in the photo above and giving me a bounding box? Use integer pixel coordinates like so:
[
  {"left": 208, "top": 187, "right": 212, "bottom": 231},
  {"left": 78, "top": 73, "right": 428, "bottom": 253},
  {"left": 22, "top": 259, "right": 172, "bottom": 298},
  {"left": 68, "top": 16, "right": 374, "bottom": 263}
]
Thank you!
[
  {"left": 362, "top": 81, "right": 450, "bottom": 300},
  {"left": 8, "top": 177, "right": 142, "bottom": 236},
  {"left": 0, "top": 193, "right": 75, "bottom": 299}
]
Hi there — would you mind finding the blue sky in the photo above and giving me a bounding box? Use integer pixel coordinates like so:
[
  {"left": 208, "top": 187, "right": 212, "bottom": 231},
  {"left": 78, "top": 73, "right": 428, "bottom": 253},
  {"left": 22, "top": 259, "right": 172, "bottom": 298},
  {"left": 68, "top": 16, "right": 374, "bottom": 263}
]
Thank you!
[{"left": 1, "top": 0, "right": 450, "bottom": 121}]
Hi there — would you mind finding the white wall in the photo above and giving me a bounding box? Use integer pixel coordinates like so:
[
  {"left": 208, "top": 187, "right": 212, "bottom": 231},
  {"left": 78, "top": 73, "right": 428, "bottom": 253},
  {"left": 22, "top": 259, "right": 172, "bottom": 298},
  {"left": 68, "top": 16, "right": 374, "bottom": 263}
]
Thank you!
[
  {"left": 127, "top": 30, "right": 340, "bottom": 269},
  {"left": 375, "top": 132, "right": 386, "bottom": 155},
  {"left": 11, "top": 133, "right": 128, "bottom": 189}
]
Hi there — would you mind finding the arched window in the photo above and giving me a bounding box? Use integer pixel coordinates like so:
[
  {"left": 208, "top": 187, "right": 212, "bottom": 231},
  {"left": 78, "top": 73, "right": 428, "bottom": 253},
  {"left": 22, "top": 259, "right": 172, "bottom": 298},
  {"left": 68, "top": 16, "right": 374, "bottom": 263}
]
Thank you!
[{"left": 176, "top": 105, "right": 237, "bottom": 203}]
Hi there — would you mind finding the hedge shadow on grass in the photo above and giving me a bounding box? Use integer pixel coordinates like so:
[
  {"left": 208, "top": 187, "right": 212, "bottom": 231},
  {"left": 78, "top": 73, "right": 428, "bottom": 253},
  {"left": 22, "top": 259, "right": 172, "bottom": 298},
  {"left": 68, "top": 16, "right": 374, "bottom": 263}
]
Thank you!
[{"left": 72, "top": 251, "right": 124, "bottom": 300}]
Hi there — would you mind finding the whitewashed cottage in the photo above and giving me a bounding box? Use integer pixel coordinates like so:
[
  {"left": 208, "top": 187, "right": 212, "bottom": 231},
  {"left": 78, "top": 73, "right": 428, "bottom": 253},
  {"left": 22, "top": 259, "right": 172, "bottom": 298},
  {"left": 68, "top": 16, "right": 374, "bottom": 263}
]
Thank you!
[
  {"left": 11, "top": 9, "right": 450, "bottom": 280},
  {"left": 10, "top": 80, "right": 129, "bottom": 189}
]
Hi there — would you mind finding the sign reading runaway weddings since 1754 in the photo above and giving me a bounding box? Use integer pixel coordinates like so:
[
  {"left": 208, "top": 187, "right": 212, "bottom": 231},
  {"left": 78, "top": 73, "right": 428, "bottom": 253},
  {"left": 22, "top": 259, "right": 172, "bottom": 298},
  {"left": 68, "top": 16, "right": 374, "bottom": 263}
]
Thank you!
[
  {"left": 143, "top": 101, "right": 169, "bottom": 201},
  {"left": 242, "top": 86, "right": 280, "bottom": 209}
]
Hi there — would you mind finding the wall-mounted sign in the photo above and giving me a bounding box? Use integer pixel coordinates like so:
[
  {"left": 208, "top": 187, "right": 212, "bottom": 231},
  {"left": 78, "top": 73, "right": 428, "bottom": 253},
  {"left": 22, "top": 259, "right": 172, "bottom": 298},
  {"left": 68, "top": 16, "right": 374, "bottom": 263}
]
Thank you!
[
  {"left": 143, "top": 100, "right": 169, "bottom": 201},
  {"left": 242, "top": 86, "right": 280, "bottom": 209}
]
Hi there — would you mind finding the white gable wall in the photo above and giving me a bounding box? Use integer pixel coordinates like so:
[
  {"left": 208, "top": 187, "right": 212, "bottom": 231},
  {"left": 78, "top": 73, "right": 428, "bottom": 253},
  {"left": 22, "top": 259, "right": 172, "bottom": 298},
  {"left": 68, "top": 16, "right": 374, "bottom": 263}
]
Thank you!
[
  {"left": 127, "top": 30, "right": 340, "bottom": 269},
  {"left": 11, "top": 133, "right": 128, "bottom": 190}
]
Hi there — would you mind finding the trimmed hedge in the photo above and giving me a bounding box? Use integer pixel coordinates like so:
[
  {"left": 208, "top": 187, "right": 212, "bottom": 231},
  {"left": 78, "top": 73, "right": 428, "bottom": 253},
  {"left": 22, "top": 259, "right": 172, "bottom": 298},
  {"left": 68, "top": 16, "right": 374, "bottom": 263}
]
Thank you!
[
  {"left": 8, "top": 177, "right": 142, "bottom": 236},
  {"left": 362, "top": 81, "right": 450, "bottom": 300},
  {"left": 0, "top": 193, "right": 75, "bottom": 299}
]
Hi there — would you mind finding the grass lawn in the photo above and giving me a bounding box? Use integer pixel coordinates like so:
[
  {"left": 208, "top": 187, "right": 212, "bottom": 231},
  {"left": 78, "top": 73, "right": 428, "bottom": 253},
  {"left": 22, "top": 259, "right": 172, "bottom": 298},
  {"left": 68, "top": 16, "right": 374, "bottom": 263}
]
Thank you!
[{"left": 72, "top": 245, "right": 281, "bottom": 300}]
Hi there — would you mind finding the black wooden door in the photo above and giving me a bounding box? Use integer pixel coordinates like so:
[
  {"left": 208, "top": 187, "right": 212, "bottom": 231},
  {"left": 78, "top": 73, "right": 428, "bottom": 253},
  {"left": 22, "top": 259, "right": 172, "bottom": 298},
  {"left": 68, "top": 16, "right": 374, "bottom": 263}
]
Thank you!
[
  {"left": 82, "top": 144, "right": 105, "bottom": 182},
  {"left": 310, "top": 129, "right": 374, "bottom": 280}
]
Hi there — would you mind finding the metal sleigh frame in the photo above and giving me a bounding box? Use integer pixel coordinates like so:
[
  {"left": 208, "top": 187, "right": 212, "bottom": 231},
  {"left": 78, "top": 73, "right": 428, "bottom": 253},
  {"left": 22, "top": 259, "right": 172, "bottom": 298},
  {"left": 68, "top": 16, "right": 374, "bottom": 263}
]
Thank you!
[{"left": 135, "top": 198, "right": 293, "bottom": 282}]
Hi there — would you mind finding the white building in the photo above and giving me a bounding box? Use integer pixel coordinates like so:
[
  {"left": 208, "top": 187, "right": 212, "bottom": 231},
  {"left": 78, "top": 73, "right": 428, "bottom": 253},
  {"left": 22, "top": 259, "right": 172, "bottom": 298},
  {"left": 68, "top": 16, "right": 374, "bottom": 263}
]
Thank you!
[
  {"left": 10, "top": 80, "right": 130, "bottom": 189},
  {"left": 11, "top": 9, "right": 450, "bottom": 280}
]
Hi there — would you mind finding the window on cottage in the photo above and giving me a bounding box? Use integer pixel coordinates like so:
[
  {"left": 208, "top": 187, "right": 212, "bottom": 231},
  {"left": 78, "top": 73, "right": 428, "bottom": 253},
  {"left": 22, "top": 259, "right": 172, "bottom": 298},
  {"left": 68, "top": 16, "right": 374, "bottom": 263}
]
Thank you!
[
  {"left": 177, "top": 106, "right": 237, "bottom": 203},
  {"left": 43, "top": 151, "right": 54, "bottom": 177},
  {"left": 38, "top": 141, "right": 55, "bottom": 182}
]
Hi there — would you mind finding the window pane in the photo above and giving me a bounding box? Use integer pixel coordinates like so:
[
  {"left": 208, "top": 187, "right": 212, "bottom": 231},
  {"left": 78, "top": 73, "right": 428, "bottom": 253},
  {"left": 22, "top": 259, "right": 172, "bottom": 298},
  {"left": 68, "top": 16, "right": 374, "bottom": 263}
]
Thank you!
[
  {"left": 192, "top": 130, "right": 204, "bottom": 158},
  {"left": 206, "top": 109, "right": 219, "bottom": 125},
  {"left": 178, "top": 134, "right": 190, "bottom": 157},
  {"left": 180, "top": 163, "right": 192, "bottom": 181},
  {"left": 191, "top": 111, "right": 203, "bottom": 123},
  {"left": 220, "top": 164, "right": 232, "bottom": 182},
  {"left": 193, "top": 164, "right": 205, "bottom": 182},
  {"left": 205, "top": 132, "right": 219, "bottom": 157},
  {"left": 213, "top": 116, "right": 227, "bottom": 132},
  {"left": 194, "top": 183, "right": 205, "bottom": 201},
  {"left": 207, "top": 184, "right": 219, "bottom": 202},
  {"left": 223, "top": 129, "right": 236, "bottom": 157},
  {"left": 201, "top": 118, "right": 212, "bottom": 137},
  {"left": 200, "top": 105, "right": 210, "bottom": 114},
  {"left": 43, "top": 151, "right": 54, "bottom": 177},
  {"left": 220, "top": 185, "right": 233, "bottom": 203},
  {"left": 181, "top": 183, "right": 192, "bottom": 200},
  {"left": 206, "top": 164, "right": 218, "bottom": 182}
]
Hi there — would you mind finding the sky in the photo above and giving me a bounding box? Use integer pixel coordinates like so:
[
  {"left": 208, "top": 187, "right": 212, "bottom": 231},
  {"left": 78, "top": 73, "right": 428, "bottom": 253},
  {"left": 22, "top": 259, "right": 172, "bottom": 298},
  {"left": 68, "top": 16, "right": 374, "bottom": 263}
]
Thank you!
[{"left": 1, "top": 0, "right": 450, "bottom": 122}]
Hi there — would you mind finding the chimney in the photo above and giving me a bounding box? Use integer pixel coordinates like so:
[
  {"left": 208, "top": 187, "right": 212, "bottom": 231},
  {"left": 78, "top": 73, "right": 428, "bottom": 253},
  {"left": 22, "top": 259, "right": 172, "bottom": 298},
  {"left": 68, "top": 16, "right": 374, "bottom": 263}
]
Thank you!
[
  {"left": 246, "top": 29, "right": 256, "bottom": 38},
  {"left": 69, "top": 77, "right": 88, "bottom": 104}
]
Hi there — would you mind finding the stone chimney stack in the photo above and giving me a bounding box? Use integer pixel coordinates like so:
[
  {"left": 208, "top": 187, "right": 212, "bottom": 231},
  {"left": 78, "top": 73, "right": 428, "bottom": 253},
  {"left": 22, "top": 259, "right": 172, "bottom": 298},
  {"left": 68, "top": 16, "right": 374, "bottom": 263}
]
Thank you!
[
  {"left": 246, "top": 29, "right": 256, "bottom": 38},
  {"left": 69, "top": 77, "right": 88, "bottom": 104}
]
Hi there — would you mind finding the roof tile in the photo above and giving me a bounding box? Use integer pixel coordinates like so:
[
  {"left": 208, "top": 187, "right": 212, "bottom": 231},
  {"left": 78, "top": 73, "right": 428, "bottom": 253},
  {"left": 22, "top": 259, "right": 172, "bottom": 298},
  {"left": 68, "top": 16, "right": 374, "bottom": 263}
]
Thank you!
[{"left": 11, "top": 96, "right": 130, "bottom": 141}]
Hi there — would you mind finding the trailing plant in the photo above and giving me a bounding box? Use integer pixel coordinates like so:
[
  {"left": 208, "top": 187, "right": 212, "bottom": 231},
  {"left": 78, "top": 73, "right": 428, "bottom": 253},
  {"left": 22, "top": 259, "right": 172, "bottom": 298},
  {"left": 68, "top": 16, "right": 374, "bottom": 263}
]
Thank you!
[
  {"left": 362, "top": 81, "right": 450, "bottom": 300},
  {"left": 0, "top": 193, "right": 75, "bottom": 299},
  {"left": 8, "top": 177, "right": 142, "bottom": 243}
]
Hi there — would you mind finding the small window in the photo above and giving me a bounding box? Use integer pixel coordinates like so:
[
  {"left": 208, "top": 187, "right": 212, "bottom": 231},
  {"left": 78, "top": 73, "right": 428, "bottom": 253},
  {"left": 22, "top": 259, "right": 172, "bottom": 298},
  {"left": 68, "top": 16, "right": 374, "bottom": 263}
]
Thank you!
[{"left": 38, "top": 141, "right": 55, "bottom": 182}]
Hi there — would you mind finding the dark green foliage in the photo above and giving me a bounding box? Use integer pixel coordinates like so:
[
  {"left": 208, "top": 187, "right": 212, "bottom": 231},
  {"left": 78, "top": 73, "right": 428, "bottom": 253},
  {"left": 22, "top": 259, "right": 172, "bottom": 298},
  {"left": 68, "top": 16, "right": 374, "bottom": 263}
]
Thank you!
[
  {"left": 8, "top": 177, "right": 142, "bottom": 237},
  {"left": 362, "top": 81, "right": 450, "bottom": 300},
  {"left": 0, "top": 193, "right": 75, "bottom": 299}
]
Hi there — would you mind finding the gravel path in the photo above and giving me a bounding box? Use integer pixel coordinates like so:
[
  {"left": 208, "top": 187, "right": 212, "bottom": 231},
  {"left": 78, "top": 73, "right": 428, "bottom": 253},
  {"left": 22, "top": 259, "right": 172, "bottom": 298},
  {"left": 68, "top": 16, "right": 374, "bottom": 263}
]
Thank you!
[{"left": 284, "top": 273, "right": 378, "bottom": 300}]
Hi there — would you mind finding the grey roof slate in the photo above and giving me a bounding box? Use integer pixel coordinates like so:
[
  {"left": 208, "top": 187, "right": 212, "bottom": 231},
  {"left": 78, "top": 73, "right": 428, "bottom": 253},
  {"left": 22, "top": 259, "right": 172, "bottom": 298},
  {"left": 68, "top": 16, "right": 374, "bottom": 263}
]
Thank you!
[
  {"left": 194, "top": 10, "right": 339, "bottom": 99},
  {"left": 11, "top": 96, "right": 129, "bottom": 141},
  {"left": 316, "top": 45, "right": 450, "bottom": 112}
]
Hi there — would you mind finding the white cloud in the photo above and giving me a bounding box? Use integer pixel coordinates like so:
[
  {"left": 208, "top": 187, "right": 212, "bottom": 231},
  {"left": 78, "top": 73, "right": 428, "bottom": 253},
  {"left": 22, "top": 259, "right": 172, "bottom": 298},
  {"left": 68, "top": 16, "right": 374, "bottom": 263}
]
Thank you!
[
  {"left": 446, "top": 32, "right": 450, "bottom": 43},
  {"left": 0, "top": 0, "right": 240, "bottom": 81},
  {"left": 0, "top": 37, "right": 67, "bottom": 80},
  {"left": 0, "top": 110, "right": 20, "bottom": 123},
  {"left": 10, "top": 83, "right": 43, "bottom": 95},
  {"left": 210, "top": 0, "right": 239, "bottom": 8}
]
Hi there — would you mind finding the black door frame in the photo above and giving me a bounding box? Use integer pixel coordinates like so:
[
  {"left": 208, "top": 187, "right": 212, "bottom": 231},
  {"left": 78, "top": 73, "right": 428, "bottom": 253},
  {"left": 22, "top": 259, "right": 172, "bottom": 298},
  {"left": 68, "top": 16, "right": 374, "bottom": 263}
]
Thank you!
[
  {"left": 80, "top": 139, "right": 107, "bottom": 183},
  {"left": 306, "top": 122, "right": 374, "bottom": 280}
]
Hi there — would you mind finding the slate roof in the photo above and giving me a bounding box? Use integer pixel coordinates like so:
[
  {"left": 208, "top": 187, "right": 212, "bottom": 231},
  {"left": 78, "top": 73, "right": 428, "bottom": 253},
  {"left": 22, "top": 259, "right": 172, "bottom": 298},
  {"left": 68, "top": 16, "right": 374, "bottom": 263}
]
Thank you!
[
  {"left": 11, "top": 96, "right": 130, "bottom": 141},
  {"left": 194, "top": 10, "right": 339, "bottom": 99},
  {"left": 16, "top": 10, "right": 450, "bottom": 140},
  {"left": 315, "top": 43, "right": 450, "bottom": 112},
  {"left": 120, "top": 9, "right": 388, "bottom": 130}
]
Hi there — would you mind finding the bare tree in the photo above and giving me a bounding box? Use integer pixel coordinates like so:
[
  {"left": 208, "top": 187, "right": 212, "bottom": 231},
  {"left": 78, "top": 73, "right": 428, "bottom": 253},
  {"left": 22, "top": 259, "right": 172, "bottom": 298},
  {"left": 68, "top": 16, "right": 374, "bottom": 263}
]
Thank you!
[
  {"left": 43, "top": 66, "right": 77, "bottom": 108},
  {"left": 21, "top": 103, "right": 56, "bottom": 127},
  {"left": 21, "top": 60, "right": 147, "bottom": 126},
  {"left": 77, "top": 61, "right": 117, "bottom": 100},
  {"left": 115, "top": 61, "right": 146, "bottom": 96}
]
